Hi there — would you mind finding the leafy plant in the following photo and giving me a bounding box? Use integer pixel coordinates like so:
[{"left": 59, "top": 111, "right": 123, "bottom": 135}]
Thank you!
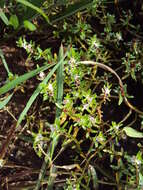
[{"left": 1, "top": 0, "right": 143, "bottom": 189}]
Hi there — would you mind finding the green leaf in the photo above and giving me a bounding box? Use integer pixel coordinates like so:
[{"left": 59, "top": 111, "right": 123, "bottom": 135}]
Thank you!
[
  {"left": 88, "top": 165, "right": 98, "bottom": 189},
  {"left": 0, "top": 49, "right": 12, "bottom": 77},
  {"left": 139, "top": 172, "right": 143, "bottom": 186},
  {"left": 16, "top": 47, "right": 69, "bottom": 128},
  {"left": 51, "top": 0, "right": 93, "bottom": 23},
  {"left": 0, "top": 63, "right": 54, "bottom": 96},
  {"left": 24, "top": 20, "right": 36, "bottom": 31},
  {"left": 0, "top": 93, "right": 13, "bottom": 109},
  {"left": 123, "top": 127, "right": 143, "bottom": 138},
  {"left": 0, "top": 9, "right": 9, "bottom": 25},
  {"left": 16, "top": 0, "right": 49, "bottom": 23},
  {"left": 56, "top": 44, "right": 64, "bottom": 118},
  {"left": 118, "top": 92, "right": 123, "bottom": 105},
  {"left": 32, "top": 47, "right": 69, "bottom": 190},
  {"left": 0, "top": 1, "right": 5, "bottom": 7},
  {"left": 16, "top": 62, "right": 61, "bottom": 127},
  {"left": 9, "top": 14, "right": 19, "bottom": 29}
]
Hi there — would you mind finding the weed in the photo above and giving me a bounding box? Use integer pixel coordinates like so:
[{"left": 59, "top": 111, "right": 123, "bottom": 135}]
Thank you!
[{"left": 0, "top": 1, "right": 143, "bottom": 189}]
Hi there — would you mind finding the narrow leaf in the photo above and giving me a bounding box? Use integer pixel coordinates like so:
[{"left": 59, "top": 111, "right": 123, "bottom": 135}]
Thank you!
[
  {"left": 56, "top": 44, "right": 64, "bottom": 118},
  {"left": 88, "top": 165, "right": 98, "bottom": 189},
  {"left": 123, "top": 127, "right": 143, "bottom": 138},
  {"left": 16, "top": 0, "right": 49, "bottom": 23},
  {"left": 16, "top": 48, "right": 69, "bottom": 128},
  {"left": 51, "top": 0, "right": 93, "bottom": 23},
  {"left": 118, "top": 92, "right": 123, "bottom": 105},
  {"left": 0, "top": 49, "right": 11, "bottom": 76},
  {"left": 0, "top": 93, "right": 13, "bottom": 109},
  {"left": 16, "top": 86, "right": 40, "bottom": 127},
  {"left": 34, "top": 47, "right": 69, "bottom": 190},
  {"left": 0, "top": 9, "right": 9, "bottom": 25},
  {"left": 0, "top": 63, "right": 54, "bottom": 96}
]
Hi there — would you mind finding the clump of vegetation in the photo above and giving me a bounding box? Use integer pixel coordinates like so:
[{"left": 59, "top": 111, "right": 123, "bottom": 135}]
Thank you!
[{"left": 0, "top": 0, "right": 143, "bottom": 189}]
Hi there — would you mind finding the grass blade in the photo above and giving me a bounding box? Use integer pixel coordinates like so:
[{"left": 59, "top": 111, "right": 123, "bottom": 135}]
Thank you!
[
  {"left": 34, "top": 45, "right": 67, "bottom": 190},
  {"left": 16, "top": 0, "right": 49, "bottom": 23},
  {"left": 0, "top": 49, "right": 12, "bottom": 76},
  {"left": 16, "top": 63, "right": 60, "bottom": 127},
  {"left": 0, "top": 9, "right": 9, "bottom": 25},
  {"left": 0, "top": 63, "right": 54, "bottom": 96},
  {"left": 51, "top": 0, "right": 93, "bottom": 23},
  {"left": 0, "top": 93, "right": 13, "bottom": 109},
  {"left": 56, "top": 44, "right": 64, "bottom": 118},
  {"left": 46, "top": 45, "right": 64, "bottom": 190},
  {"left": 16, "top": 46, "right": 69, "bottom": 128}
]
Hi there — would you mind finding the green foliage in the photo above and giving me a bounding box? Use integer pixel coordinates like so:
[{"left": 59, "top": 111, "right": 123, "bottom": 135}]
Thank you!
[
  {"left": 0, "top": 10, "right": 9, "bottom": 25},
  {"left": 16, "top": 0, "right": 49, "bottom": 23},
  {"left": 9, "top": 14, "right": 19, "bottom": 29},
  {"left": 0, "top": 93, "right": 13, "bottom": 110},
  {"left": 123, "top": 127, "right": 143, "bottom": 138},
  {"left": 23, "top": 20, "right": 36, "bottom": 31},
  {"left": 0, "top": 64, "right": 54, "bottom": 96},
  {"left": 0, "top": 0, "right": 143, "bottom": 189}
]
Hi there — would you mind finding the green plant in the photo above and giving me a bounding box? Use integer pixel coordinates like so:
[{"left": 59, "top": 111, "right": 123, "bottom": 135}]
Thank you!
[{"left": 1, "top": 1, "right": 143, "bottom": 189}]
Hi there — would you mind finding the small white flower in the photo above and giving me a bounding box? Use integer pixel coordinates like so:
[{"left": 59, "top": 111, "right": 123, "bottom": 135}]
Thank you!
[
  {"left": 89, "top": 116, "right": 95, "bottom": 124},
  {"left": 49, "top": 124, "right": 55, "bottom": 132},
  {"left": 35, "top": 134, "right": 43, "bottom": 143},
  {"left": 96, "top": 136, "right": 104, "bottom": 143},
  {"left": 74, "top": 92, "right": 79, "bottom": 97},
  {"left": 131, "top": 156, "right": 141, "bottom": 166},
  {"left": 87, "top": 96, "right": 93, "bottom": 103},
  {"left": 39, "top": 71, "right": 45, "bottom": 80},
  {"left": 63, "top": 99, "right": 69, "bottom": 105},
  {"left": 26, "top": 44, "right": 33, "bottom": 52},
  {"left": 22, "top": 41, "right": 27, "bottom": 49},
  {"left": 136, "top": 159, "right": 141, "bottom": 166},
  {"left": 115, "top": 125, "right": 119, "bottom": 130},
  {"left": 48, "top": 83, "right": 53, "bottom": 92},
  {"left": 93, "top": 41, "right": 100, "bottom": 48},
  {"left": 102, "top": 85, "right": 111, "bottom": 103},
  {"left": 0, "top": 159, "right": 5, "bottom": 168},
  {"left": 69, "top": 57, "right": 76, "bottom": 65},
  {"left": 102, "top": 85, "right": 111, "bottom": 96},
  {"left": 83, "top": 104, "right": 89, "bottom": 110},
  {"left": 116, "top": 32, "right": 122, "bottom": 41},
  {"left": 75, "top": 75, "right": 80, "bottom": 80}
]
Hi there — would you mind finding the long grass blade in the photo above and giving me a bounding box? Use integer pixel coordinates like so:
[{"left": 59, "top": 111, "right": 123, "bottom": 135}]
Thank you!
[
  {"left": 51, "top": 0, "right": 93, "bottom": 23},
  {"left": 47, "top": 45, "right": 64, "bottom": 190},
  {"left": 16, "top": 63, "right": 60, "bottom": 128},
  {"left": 0, "top": 9, "right": 9, "bottom": 25},
  {"left": 16, "top": 0, "right": 49, "bottom": 23},
  {"left": 56, "top": 44, "right": 64, "bottom": 118},
  {"left": 16, "top": 46, "right": 69, "bottom": 128},
  {"left": 34, "top": 45, "right": 67, "bottom": 190},
  {"left": 0, "top": 49, "right": 11, "bottom": 76},
  {"left": 0, "top": 93, "right": 13, "bottom": 109},
  {"left": 0, "top": 63, "right": 54, "bottom": 96}
]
